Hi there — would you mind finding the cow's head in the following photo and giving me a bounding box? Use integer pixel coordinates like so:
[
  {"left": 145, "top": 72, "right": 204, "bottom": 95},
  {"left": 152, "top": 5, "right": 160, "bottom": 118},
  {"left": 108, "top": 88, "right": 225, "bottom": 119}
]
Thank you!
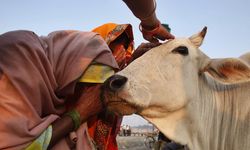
[{"left": 103, "top": 27, "right": 209, "bottom": 117}]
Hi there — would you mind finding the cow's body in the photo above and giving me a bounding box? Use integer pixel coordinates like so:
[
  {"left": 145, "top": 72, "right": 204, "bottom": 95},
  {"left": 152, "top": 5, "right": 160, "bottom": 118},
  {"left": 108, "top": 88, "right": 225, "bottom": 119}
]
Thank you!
[{"left": 104, "top": 27, "right": 250, "bottom": 150}]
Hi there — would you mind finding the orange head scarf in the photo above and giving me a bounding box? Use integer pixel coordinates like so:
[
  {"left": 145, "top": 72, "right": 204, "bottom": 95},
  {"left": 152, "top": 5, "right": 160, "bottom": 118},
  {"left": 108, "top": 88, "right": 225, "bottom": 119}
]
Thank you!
[{"left": 92, "top": 23, "right": 134, "bottom": 69}]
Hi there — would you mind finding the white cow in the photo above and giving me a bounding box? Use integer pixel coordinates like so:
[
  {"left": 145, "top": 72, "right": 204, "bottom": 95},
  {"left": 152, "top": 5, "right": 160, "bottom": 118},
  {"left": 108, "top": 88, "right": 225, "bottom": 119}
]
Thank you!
[{"left": 103, "top": 27, "right": 250, "bottom": 150}]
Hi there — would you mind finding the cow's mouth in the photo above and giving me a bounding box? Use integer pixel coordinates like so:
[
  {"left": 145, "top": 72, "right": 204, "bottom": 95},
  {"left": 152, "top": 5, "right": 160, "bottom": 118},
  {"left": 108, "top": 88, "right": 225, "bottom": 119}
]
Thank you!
[{"left": 104, "top": 94, "right": 141, "bottom": 116}]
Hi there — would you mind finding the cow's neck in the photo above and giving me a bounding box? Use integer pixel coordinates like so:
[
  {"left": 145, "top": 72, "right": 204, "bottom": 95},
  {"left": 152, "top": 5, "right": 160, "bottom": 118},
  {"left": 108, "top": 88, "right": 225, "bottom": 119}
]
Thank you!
[
  {"left": 144, "top": 74, "right": 250, "bottom": 150},
  {"left": 144, "top": 107, "right": 193, "bottom": 147},
  {"left": 189, "top": 74, "right": 250, "bottom": 150}
]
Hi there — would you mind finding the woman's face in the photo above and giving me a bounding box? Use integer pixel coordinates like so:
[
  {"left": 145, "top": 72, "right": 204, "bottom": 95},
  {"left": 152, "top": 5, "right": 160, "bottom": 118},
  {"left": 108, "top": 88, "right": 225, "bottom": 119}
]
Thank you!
[{"left": 109, "top": 33, "right": 130, "bottom": 68}]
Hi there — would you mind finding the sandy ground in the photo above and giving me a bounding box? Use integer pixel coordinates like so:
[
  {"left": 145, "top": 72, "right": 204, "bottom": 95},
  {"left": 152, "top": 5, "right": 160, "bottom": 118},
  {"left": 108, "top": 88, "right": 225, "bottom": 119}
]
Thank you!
[
  {"left": 117, "top": 136, "right": 187, "bottom": 150},
  {"left": 117, "top": 136, "right": 151, "bottom": 150}
]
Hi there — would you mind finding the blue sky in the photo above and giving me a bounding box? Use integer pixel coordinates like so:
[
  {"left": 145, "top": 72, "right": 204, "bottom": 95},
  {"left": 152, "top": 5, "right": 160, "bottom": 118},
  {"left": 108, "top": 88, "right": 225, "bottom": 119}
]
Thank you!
[{"left": 1, "top": 0, "right": 250, "bottom": 126}]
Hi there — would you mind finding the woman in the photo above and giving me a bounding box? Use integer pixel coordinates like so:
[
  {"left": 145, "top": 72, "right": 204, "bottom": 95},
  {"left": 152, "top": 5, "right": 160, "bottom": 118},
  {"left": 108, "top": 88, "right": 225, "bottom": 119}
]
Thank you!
[
  {"left": 85, "top": 23, "right": 161, "bottom": 150},
  {"left": 0, "top": 30, "right": 119, "bottom": 150}
]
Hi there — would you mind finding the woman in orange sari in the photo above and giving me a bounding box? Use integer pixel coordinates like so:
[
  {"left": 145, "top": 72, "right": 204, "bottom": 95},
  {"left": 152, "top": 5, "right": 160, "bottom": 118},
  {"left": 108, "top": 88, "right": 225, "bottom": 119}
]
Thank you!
[{"left": 86, "top": 23, "right": 160, "bottom": 150}]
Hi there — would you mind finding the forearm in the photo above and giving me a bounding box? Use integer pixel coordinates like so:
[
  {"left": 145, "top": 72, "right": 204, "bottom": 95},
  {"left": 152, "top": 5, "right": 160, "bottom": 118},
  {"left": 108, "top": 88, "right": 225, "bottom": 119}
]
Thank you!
[
  {"left": 47, "top": 83, "right": 103, "bottom": 148},
  {"left": 123, "top": 0, "right": 159, "bottom": 29},
  {"left": 48, "top": 115, "right": 75, "bottom": 149}
]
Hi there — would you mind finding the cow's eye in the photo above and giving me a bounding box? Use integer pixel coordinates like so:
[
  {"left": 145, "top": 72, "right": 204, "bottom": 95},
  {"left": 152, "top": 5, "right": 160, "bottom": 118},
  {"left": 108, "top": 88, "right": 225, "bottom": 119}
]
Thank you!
[{"left": 172, "top": 46, "right": 189, "bottom": 56}]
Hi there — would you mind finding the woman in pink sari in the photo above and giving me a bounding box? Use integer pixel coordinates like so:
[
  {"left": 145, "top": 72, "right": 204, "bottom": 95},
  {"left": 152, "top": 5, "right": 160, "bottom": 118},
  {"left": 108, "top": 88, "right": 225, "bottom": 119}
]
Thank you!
[{"left": 0, "top": 30, "right": 119, "bottom": 149}]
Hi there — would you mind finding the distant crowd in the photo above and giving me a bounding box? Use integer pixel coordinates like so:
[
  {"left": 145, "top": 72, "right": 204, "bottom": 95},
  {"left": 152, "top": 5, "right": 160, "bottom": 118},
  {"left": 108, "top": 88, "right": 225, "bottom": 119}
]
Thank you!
[{"left": 119, "top": 125, "right": 132, "bottom": 136}]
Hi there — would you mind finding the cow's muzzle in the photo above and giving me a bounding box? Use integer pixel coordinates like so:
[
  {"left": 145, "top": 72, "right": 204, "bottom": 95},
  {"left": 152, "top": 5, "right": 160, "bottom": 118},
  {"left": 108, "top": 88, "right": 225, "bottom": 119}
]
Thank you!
[{"left": 104, "top": 75, "right": 127, "bottom": 92}]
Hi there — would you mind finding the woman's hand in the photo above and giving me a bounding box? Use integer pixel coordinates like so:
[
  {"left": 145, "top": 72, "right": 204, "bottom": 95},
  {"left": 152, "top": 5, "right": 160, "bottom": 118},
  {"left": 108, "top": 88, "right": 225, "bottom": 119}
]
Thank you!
[{"left": 73, "top": 83, "right": 104, "bottom": 123}]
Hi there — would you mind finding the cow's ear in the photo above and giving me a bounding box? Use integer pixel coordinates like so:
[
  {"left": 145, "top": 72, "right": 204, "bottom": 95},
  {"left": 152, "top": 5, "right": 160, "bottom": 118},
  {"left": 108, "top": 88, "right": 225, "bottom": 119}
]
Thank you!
[
  {"left": 239, "top": 52, "right": 250, "bottom": 65},
  {"left": 203, "top": 58, "right": 250, "bottom": 84},
  {"left": 189, "top": 27, "right": 207, "bottom": 48}
]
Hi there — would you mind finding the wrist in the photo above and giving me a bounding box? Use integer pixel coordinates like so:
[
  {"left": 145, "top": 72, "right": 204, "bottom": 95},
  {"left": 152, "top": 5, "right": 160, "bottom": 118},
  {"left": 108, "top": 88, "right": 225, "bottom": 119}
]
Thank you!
[
  {"left": 140, "top": 20, "right": 161, "bottom": 36},
  {"left": 65, "top": 109, "right": 81, "bottom": 130},
  {"left": 140, "top": 14, "right": 159, "bottom": 30}
]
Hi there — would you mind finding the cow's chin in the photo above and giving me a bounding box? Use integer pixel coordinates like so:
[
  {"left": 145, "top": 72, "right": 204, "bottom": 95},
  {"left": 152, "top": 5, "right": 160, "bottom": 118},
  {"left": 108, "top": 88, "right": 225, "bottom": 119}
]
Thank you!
[
  {"left": 107, "top": 99, "right": 138, "bottom": 116},
  {"left": 104, "top": 91, "right": 140, "bottom": 116}
]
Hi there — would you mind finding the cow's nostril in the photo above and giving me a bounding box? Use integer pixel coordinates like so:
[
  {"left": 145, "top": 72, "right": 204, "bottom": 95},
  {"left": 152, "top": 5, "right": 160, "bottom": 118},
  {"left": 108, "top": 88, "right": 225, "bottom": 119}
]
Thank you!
[{"left": 105, "top": 75, "right": 127, "bottom": 92}]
